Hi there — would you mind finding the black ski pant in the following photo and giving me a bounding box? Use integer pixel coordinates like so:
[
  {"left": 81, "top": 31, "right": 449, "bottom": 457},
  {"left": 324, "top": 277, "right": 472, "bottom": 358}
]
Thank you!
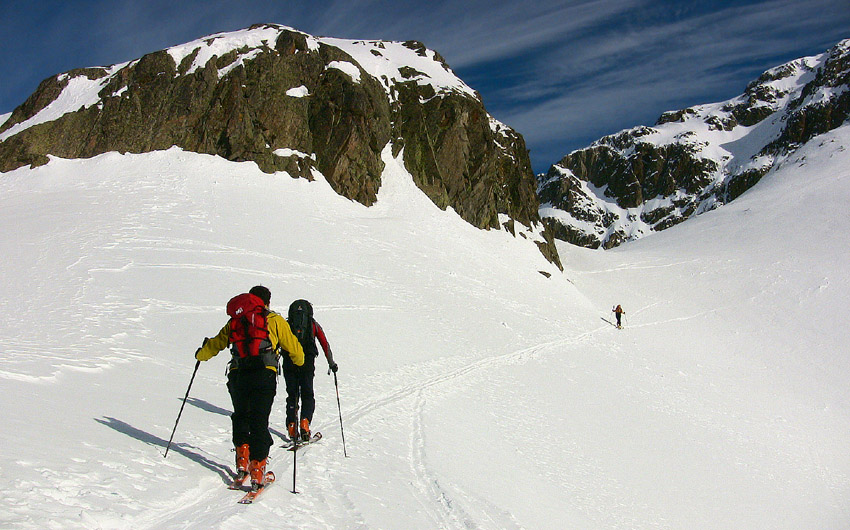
[
  {"left": 283, "top": 357, "right": 316, "bottom": 426},
  {"left": 227, "top": 367, "right": 277, "bottom": 461},
  {"left": 615, "top": 313, "right": 622, "bottom": 326}
]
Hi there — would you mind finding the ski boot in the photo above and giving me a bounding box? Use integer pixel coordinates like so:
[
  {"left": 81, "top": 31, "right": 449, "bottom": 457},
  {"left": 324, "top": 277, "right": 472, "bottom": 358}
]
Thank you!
[
  {"left": 235, "top": 443, "right": 250, "bottom": 475},
  {"left": 228, "top": 443, "right": 252, "bottom": 489},
  {"left": 249, "top": 458, "right": 268, "bottom": 491},
  {"left": 300, "top": 418, "right": 311, "bottom": 442}
]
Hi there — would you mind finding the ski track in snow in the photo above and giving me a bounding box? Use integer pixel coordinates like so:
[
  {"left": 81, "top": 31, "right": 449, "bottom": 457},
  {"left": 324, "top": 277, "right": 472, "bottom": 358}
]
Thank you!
[
  {"left": 289, "top": 308, "right": 617, "bottom": 529},
  {"left": 80, "top": 328, "right": 605, "bottom": 530},
  {"left": 408, "top": 389, "right": 473, "bottom": 529},
  {"left": 406, "top": 389, "right": 525, "bottom": 530},
  {"left": 3, "top": 324, "right": 595, "bottom": 529},
  {"left": 288, "top": 324, "right": 610, "bottom": 530}
]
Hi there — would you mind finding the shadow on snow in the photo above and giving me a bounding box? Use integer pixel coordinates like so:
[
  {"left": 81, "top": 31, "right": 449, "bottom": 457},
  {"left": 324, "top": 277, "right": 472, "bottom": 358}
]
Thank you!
[{"left": 94, "top": 416, "right": 232, "bottom": 484}]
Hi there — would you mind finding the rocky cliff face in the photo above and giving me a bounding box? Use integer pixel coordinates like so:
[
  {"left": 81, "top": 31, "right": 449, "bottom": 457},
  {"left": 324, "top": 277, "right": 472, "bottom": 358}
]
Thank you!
[
  {"left": 539, "top": 38, "right": 850, "bottom": 249},
  {"left": 0, "top": 24, "right": 560, "bottom": 268}
]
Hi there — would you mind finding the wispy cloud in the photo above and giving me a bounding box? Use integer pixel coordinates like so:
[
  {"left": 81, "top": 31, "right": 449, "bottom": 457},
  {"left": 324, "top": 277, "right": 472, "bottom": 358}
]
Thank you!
[
  {"left": 459, "top": 0, "right": 850, "bottom": 169},
  {"left": 307, "top": 0, "right": 650, "bottom": 68}
]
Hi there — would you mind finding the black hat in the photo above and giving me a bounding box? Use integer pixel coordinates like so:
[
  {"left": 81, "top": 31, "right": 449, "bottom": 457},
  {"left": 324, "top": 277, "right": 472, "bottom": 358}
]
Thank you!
[{"left": 249, "top": 285, "right": 271, "bottom": 305}]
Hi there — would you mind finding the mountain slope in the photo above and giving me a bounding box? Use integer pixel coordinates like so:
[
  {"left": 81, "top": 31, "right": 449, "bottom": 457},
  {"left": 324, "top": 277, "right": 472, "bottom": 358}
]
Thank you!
[
  {"left": 0, "top": 24, "right": 558, "bottom": 266},
  {"left": 1, "top": 116, "right": 849, "bottom": 528},
  {"left": 539, "top": 37, "right": 850, "bottom": 248}
]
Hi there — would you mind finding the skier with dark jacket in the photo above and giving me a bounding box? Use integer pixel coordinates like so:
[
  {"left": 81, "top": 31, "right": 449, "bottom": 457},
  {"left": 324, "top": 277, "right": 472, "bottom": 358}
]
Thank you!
[
  {"left": 613, "top": 304, "right": 625, "bottom": 329},
  {"left": 284, "top": 299, "right": 338, "bottom": 443},
  {"left": 195, "top": 286, "right": 304, "bottom": 489}
]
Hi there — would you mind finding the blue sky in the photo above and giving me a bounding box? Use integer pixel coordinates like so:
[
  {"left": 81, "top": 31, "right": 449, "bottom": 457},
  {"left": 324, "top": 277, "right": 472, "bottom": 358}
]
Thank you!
[{"left": 2, "top": 0, "right": 848, "bottom": 173}]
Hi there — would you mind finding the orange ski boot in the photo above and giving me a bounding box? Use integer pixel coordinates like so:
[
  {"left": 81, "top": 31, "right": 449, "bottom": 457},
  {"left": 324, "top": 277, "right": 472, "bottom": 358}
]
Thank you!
[
  {"left": 235, "top": 444, "right": 250, "bottom": 474},
  {"left": 249, "top": 458, "right": 268, "bottom": 490},
  {"left": 300, "top": 418, "right": 311, "bottom": 442}
]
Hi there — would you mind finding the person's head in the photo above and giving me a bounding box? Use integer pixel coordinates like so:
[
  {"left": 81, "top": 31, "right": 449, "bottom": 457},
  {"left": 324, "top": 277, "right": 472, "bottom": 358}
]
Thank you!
[{"left": 249, "top": 285, "right": 271, "bottom": 306}]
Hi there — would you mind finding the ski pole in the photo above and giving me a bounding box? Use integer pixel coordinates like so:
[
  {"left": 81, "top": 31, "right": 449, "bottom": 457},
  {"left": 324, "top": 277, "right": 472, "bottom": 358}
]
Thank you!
[
  {"left": 292, "top": 384, "right": 300, "bottom": 494},
  {"left": 164, "top": 360, "right": 201, "bottom": 458},
  {"left": 292, "top": 442, "right": 299, "bottom": 494},
  {"left": 333, "top": 371, "right": 348, "bottom": 457}
]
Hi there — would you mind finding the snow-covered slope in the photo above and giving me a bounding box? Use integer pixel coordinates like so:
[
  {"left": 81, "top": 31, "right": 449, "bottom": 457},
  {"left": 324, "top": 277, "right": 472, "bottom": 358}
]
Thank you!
[
  {"left": 0, "top": 24, "right": 547, "bottom": 260},
  {"left": 1, "top": 121, "right": 849, "bottom": 528},
  {"left": 540, "top": 38, "right": 850, "bottom": 249}
]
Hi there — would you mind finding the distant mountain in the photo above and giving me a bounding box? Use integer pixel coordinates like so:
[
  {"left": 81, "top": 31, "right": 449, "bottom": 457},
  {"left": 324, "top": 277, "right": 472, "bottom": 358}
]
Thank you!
[
  {"left": 0, "top": 24, "right": 560, "bottom": 268},
  {"left": 539, "top": 38, "right": 850, "bottom": 249}
]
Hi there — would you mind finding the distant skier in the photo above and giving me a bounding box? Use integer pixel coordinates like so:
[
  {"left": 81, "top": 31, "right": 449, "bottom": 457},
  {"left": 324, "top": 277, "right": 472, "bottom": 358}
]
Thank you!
[
  {"left": 613, "top": 304, "right": 625, "bottom": 329},
  {"left": 195, "top": 286, "right": 304, "bottom": 490},
  {"left": 284, "top": 299, "right": 338, "bottom": 443}
]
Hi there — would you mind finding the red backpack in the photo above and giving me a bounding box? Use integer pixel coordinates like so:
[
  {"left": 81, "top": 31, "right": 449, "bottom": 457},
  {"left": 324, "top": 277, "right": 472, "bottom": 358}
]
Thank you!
[{"left": 226, "top": 293, "right": 270, "bottom": 358}]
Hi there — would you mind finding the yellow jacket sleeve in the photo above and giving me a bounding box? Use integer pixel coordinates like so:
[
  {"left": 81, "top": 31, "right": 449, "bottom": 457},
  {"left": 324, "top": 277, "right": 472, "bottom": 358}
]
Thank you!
[
  {"left": 268, "top": 312, "right": 304, "bottom": 367},
  {"left": 196, "top": 323, "right": 231, "bottom": 361}
]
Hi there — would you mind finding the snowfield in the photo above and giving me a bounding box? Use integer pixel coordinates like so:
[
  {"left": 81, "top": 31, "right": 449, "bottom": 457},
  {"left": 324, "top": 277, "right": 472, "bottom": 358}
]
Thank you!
[{"left": 0, "top": 125, "right": 848, "bottom": 529}]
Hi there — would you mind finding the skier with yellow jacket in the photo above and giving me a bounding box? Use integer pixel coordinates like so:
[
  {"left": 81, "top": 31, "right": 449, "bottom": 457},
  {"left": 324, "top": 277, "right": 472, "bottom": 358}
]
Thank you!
[{"left": 195, "top": 285, "right": 304, "bottom": 490}]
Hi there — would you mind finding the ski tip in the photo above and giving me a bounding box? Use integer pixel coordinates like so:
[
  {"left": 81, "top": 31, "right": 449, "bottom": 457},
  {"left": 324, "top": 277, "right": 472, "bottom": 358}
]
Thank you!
[
  {"left": 286, "top": 431, "right": 323, "bottom": 451},
  {"left": 237, "top": 474, "right": 276, "bottom": 504}
]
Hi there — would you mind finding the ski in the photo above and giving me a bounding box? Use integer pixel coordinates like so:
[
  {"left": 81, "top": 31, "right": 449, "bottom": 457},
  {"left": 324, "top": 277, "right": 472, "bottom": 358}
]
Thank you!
[
  {"left": 237, "top": 471, "right": 276, "bottom": 504},
  {"left": 284, "top": 431, "right": 322, "bottom": 450},
  {"left": 228, "top": 470, "right": 250, "bottom": 490}
]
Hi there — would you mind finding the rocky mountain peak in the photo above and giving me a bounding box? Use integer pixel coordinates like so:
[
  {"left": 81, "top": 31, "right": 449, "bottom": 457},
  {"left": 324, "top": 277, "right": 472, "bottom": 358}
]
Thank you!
[
  {"left": 0, "top": 24, "right": 560, "bottom": 268},
  {"left": 539, "top": 38, "right": 850, "bottom": 249}
]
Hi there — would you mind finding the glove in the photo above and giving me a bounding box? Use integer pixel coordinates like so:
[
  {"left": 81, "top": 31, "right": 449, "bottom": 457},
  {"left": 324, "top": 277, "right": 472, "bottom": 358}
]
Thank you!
[
  {"left": 329, "top": 361, "right": 338, "bottom": 373},
  {"left": 195, "top": 338, "right": 210, "bottom": 361}
]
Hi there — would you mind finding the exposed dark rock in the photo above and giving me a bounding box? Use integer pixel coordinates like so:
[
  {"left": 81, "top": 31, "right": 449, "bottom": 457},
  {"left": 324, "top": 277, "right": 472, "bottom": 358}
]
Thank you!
[
  {"left": 0, "top": 24, "right": 559, "bottom": 267},
  {"left": 539, "top": 38, "right": 850, "bottom": 249}
]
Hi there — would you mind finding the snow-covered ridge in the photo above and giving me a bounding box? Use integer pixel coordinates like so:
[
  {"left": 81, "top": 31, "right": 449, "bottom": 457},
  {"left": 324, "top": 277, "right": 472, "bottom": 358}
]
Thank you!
[
  {"left": 166, "top": 25, "right": 478, "bottom": 99},
  {"left": 0, "top": 63, "right": 129, "bottom": 142},
  {"left": 320, "top": 37, "right": 477, "bottom": 100},
  {"left": 0, "top": 24, "right": 477, "bottom": 143},
  {"left": 592, "top": 48, "right": 825, "bottom": 162},
  {"left": 166, "top": 25, "right": 284, "bottom": 77},
  {"left": 540, "top": 37, "right": 850, "bottom": 249}
]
